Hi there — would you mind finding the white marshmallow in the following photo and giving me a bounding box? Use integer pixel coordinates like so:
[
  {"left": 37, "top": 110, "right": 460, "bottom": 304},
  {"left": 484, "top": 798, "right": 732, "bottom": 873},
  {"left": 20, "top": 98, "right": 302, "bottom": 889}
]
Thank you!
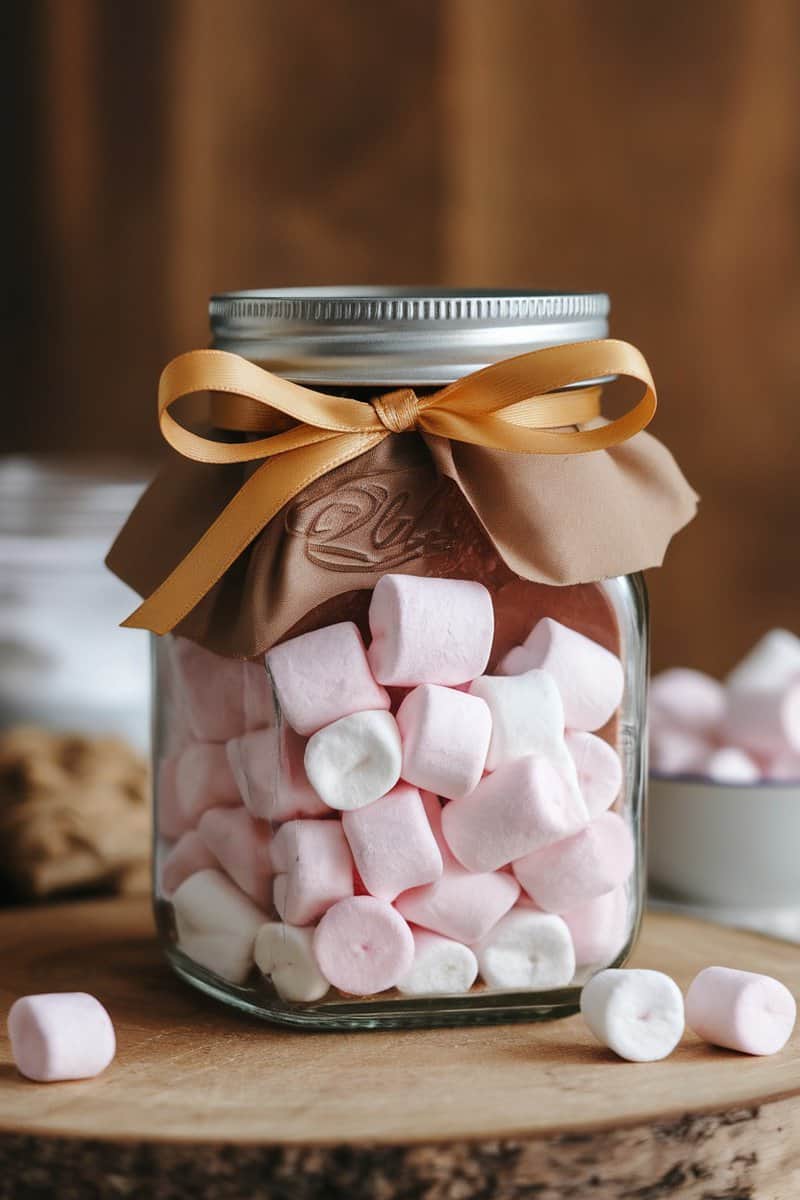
[
  {"left": 172, "top": 868, "right": 266, "bottom": 984},
  {"left": 580, "top": 968, "right": 685, "bottom": 1062},
  {"left": 702, "top": 746, "right": 760, "bottom": 784},
  {"left": 475, "top": 909, "right": 575, "bottom": 991},
  {"left": 721, "top": 683, "right": 800, "bottom": 757},
  {"left": 304, "top": 709, "right": 402, "bottom": 811},
  {"left": 726, "top": 629, "right": 800, "bottom": 693},
  {"left": 397, "top": 929, "right": 479, "bottom": 996},
  {"left": 254, "top": 923, "right": 330, "bottom": 1003},
  {"left": 521, "top": 618, "right": 624, "bottom": 732}
]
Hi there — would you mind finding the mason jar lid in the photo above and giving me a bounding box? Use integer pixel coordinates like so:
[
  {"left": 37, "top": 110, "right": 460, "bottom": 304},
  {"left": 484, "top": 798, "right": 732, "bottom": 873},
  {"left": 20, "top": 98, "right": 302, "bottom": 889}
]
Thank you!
[{"left": 209, "top": 288, "right": 609, "bottom": 385}]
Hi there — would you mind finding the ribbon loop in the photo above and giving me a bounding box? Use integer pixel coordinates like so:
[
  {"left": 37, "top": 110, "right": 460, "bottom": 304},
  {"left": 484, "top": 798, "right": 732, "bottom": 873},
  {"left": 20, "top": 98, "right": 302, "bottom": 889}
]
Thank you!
[{"left": 372, "top": 388, "right": 421, "bottom": 434}]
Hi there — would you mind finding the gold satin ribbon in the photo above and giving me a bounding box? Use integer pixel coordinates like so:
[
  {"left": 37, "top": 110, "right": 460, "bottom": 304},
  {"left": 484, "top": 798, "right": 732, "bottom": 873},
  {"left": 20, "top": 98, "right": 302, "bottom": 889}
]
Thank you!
[{"left": 123, "top": 338, "right": 656, "bottom": 634}]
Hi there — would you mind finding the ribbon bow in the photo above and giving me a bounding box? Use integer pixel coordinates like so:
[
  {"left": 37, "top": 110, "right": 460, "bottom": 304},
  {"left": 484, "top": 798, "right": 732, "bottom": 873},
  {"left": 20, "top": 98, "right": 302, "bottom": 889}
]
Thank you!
[{"left": 123, "top": 338, "right": 656, "bottom": 634}]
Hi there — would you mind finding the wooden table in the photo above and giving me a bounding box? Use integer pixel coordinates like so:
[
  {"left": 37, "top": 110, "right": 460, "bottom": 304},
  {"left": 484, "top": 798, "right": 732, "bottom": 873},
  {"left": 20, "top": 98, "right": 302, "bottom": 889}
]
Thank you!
[{"left": 0, "top": 897, "right": 797, "bottom": 1198}]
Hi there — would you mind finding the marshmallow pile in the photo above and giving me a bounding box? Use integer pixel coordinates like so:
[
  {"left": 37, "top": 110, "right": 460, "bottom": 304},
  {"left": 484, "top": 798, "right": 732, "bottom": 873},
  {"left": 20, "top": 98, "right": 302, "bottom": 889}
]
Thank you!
[
  {"left": 159, "top": 573, "right": 634, "bottom": 1002},
  {"left": 650, "top": 629, "right": 800, "bottom": 784}
]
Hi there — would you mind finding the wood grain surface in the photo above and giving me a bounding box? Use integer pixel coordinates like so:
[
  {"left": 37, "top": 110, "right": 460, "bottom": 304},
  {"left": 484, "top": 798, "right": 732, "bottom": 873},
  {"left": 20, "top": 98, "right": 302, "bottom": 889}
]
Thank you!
[{"left": 0, "top": 897, "right": 797, "bottom": 1197}]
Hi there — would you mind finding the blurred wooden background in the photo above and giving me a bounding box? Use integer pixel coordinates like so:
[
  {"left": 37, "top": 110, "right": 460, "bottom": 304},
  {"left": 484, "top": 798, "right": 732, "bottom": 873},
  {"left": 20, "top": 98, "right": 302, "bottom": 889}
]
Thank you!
[{"left": 8, "top": 0, "right": 800, "bottom": 673}]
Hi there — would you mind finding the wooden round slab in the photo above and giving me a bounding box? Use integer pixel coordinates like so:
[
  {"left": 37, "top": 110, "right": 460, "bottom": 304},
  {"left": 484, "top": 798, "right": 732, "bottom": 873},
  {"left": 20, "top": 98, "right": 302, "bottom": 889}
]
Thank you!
[{"left": 0, "top": 898, "right": 797, "bottom": 1198}]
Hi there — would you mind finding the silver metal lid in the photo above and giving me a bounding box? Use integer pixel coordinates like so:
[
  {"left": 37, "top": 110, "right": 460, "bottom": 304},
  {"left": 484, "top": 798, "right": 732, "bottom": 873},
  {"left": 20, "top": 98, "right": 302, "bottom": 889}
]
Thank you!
[{"left": 209, "top": 288, "right": 609, "bottom": 385}]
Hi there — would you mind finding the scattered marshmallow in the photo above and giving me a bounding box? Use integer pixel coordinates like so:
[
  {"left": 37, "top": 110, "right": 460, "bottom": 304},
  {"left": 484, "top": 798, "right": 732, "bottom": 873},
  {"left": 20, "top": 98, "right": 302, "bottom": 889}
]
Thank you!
[
  {"left": 648, "top": 725, "right": 710, "bottom": 776},
  {"left": 725, "top": 629, "right": 800, "bottom": 694},
  {"left": 172, "top": 868, "right": 266, "bottom": 984},
  {"left": 562, "top": 887, "right": 630, "bottom": 967},
  {"left": 367, "top": 574, "right": 494, "bottom": 687},
  {"left": 514, "top": 811, "right": 634, "bottom": 913},
  {"left": 254, "top": 922, "right": 330, "bottom": 1003},
  {"left": 8, "top": 993, "right": 116, "bottom": 1082},
  {"left": 304, "top": 709, "right": 402, "bottom": 811},
  {"left": 566, "top": 731, "right": 623, "bottom": 816},
  {"left": 397, "top": 684, "right": 492, "bottom": 800},
  {"left": 649, "top": 668, "right": 726, "bottom": 734},
  {"left": 266, "top": 621, "right": 389, "bottom": 736},
  {"left": 313, "top": 896, "right": 415, "bottom": 995},
  {"left": 397, "top": 929, "right": 478, "bottom": 996},
  {"left": 475, "top": 909, "right": 575, "bottom": 990},
  {"left": 721, "top": 683, "right": 800, "bottom": 758},
  {"left": 764, "top": 752, "right": 800, "bottom": 782},
  {"left": 702, "top": 746, "right": 760, "bottom": 784},
  {"left": 160, "top": 830, "right": 217, "bottom": 897},
  {"left": 198, "top": 806, "right": 272, "bottom": 905},
  {"left": 580, "top": 969, "right": 685, "bottom": 1062},
  {"left": 172, "top": 637, "right": 246, "bottom": 742},
  {"left": 270, "top": 820, "right": 354, "bottom": 925},
  {"left": 519, "top": 618, "right": 624, "bottom": 732},
  {"left": 175, "top": 742, "right": 240, "bottom": 826},
  {"left": 396, "top": 795, "right": 520, "bottom": 942},
  {"left": 342, "top": 784, "right": 443, "bottom": 901},
  {"left": 686, "top": 966, "right": 796, "bottom": 1055},
  {"left": 442, "top": 755, "right": 587, "bottom": 873},
  {"left": 227, "top": 724, "right": 327, "bottom": 822}
]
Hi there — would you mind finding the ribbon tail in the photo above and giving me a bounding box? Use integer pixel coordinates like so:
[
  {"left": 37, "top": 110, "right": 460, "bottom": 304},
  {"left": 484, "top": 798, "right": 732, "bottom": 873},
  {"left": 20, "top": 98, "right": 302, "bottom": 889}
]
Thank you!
[{"left": 122, "top": 431, "right": 386, "bottom": 635}]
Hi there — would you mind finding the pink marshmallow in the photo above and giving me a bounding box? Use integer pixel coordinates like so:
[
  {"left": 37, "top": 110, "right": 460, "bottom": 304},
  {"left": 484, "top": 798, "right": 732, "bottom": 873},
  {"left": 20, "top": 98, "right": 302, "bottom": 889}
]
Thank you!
[
  {"left": 520, "top": 617, "right": 624, "bottom": 731},
  {"left": 226, "top": 725, "right": 327, "bottom": 822},
  {"left": 441, "top": 755, "right": 587, "bottom": 873},
  {"left": 561, "top": 887, "right": 630, "bottom": 967},
  {"left": 160, "top": 831, "right": 217, "bottom": 897},
  {"left": 649, "top": 668, "right": 726, "bottom": 735},
  {"left": 313, "top": 896, "right": 415, "bottom": 995},
  {"left": 396, "top": 685, "right": 491, "bottom": 800},
  {"left": 175, "top": 742, "right": 240, "bottom": 826},
  {"left": 396, "top": 795, "right": 519, "bottom": 943},
  {"left": 649, "top": 725, "right": 711, "bottom": 776},
  {"left": 496, "top": 644, "right": 537, "bottom": 676},
  {"left": 8, "top": 993, "right": 116, "bottom": 1082},
  {"left": 702, "top": 746, "right": 760, "bottom": 784},
  {"left": 566, "top": 731, "right": 623, "bottom": 816},
  {"left": 513, "top": 811, "right": 635, "bottom": 912},
  {"left": 243, "top": 659, "right": 276, "bottom": 731},
  {"left": 270, "top": 819, "right": 354, "bottom": 925},
  {"left": 172, "top": 637, "right": 246, "bottom": 742},
  {"left": 686, "top": 966, "right": 796, "bottom": 1055},
  {"left": 764, "top": 752, "right": 800, "bottom": 782},
  {"left": 156, "top": 754, "right": 190, "bottom": 839},
  {"left": 198, "top": 806, "right": 272, "bottom": 906},
  {"left": 721, "top": 683, "right": 800, "bottom": 758},
  {"left": 266, "top": 621, "right": 389, "bottom": 736},
  {"left": 367, "top": 574, "right": 494, "bottom": 687},
  {"left": 342, "top": 784, "right": 443, "bottom": 901}
]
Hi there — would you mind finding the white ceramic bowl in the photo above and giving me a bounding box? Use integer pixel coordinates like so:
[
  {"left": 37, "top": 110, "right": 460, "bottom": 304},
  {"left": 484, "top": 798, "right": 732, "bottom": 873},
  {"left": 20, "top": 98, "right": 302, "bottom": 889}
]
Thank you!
[{"left": 648, "top": 774, "right": 800, "bottom": 909}]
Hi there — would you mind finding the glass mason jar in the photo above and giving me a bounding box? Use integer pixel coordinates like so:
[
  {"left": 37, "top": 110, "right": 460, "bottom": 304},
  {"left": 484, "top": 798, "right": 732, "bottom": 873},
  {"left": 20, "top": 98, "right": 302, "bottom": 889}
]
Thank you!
[{"left": 151, "top": 290, "right": 649, "bottom": 1029}]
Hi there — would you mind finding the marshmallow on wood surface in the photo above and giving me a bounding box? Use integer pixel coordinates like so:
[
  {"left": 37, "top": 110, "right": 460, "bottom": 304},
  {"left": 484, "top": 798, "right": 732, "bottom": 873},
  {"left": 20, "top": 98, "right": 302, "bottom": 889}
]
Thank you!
[
  {"left": 172, "top": 637, "right": 246, "bottom": 742},
  {"left": 513, "top": 811, "right": 635, "bottom": 913},
  {"left": 396, "top": 795, "right": 520, "bottom": 943},
  {"left": 397, "top": 929, "right": 479, "bottom": 996},
  {"left": 227, "top": 725, "right": 327, "bottom": 822},
  {"left": 266, "top": 621, "right": 389, "bottom": 736},
  {"left": 342, "top": 784, "right": 443, "bottom": 901},
  {"left": 701, "top": 746, "right": 760, "bottom": 784},
  {"left": 686, "top": 966, "right": 796, "bottom": 1055},
  {"left": 313, "top": 896, "right": 415, "bottom": 995},
  {"left": 198, "top": 806, "right": 272, "bottom": 906},
  {"left": 8, "top": 993, "right": 116, "bottom": 1083},
  {"left": 304, "top": 709, "right": 402, "bottom": 812},
  {"left": 562, "top": 887, "right": 630, "bottom": 967},
  {"left": 581, "top": 969, "right": 685, "bottom": 1062},
  {"left": 441, "top": 755, "right": 587, "bottom": 874},
  {"left": 160, "top": 831, "right": 218, "bottom": 897},
  {"left": 721, "top": 683, "right": 800, "bottom": 757},
  {"left": 367, "top": 574, "right": 494, "bottom": 687},
  {"left": 566, "top": 731, "right": 623, "bottom": 817},
  {"left": 172, "top": 868, "right": 266, "bottom": 984},
  {"left": 520, "top": 618, "right": 624, "bottom": 732},
  {"left": 270, "top": 819, "right": 354, "bottom": 926},
  {"left": 726, "top": 629, "right": 800, "bottom": 694},
  {"left": 175, "top": 742, "right": 240, "bottom": 827},
  {"left": 254, "top": 923, "right": 330, "bottom": 1003},
  {"left": 475, "top": 909, "right": 575, "bottom": 990},
  {"left": 649, "top": 668, "right": 726, "bottom": 735},
  {"left": 648, "top": 725, "right": 710, "bottom": 776},
  {"left": 396, "top": 684, "right": 491, "bottom": 800}
]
